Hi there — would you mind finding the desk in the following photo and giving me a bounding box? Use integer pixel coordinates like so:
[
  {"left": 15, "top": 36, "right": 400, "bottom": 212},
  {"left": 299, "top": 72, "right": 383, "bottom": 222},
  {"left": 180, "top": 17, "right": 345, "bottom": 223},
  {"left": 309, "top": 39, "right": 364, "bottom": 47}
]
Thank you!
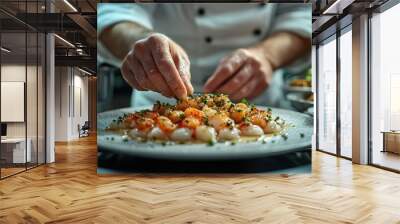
[
  {"left": 382, "top": 131, "right": 400, "bottom": 154},
  {"left": 1, "top": 138, "right": 31, "bottom": 163}
]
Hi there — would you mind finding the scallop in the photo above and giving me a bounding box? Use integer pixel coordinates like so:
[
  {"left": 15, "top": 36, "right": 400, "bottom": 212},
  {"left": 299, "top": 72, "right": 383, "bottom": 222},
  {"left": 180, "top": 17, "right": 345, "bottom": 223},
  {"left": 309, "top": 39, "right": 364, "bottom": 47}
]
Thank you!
[
  {"left": 208, "top": 114, "right": 234, "bottom": 131},
  {"left": 218, "top": 127, "right": 240, "bottom": 140},
  {"left": 147, "top": 127, "right": 168, "bottom": 140},
  {"left": 195, "top": 125, "right": 217, "bottom": 142},
  {"left": 264, "top": 120, "right": 282, "bottom": 134},
  {"left": 128, "top": 128, "right": 147, "bottom": 138},
  {"left": 170, "top": 128, "right": 192, "bottom": 142},
  {"left": 240, "top": 124, "right": 264, "bottom": 136}
]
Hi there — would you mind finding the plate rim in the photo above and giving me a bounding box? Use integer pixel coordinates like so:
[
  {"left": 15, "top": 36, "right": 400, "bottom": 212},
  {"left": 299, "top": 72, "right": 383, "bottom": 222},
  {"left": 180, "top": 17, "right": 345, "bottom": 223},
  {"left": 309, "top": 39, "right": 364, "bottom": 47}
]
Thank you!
[{"left": 97, "top": 106, "right": 312, "bottom": 161}]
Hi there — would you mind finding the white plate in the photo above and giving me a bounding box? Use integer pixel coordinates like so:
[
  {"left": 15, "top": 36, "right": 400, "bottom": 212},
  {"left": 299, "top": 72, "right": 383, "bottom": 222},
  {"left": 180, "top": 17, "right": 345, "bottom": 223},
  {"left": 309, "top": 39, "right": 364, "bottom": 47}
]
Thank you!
[{"left": 97, "top": 107, "right": 313, "bottom": 161}]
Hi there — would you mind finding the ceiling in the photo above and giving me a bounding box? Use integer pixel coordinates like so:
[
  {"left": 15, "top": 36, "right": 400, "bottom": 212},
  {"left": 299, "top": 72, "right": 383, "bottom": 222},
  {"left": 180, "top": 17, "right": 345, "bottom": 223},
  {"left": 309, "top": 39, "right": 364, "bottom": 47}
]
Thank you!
[
  {"left": 0, "top": 0, "right": 98, "bottom": 74},
  {"left": 311, "top": 0, "right": 390, "bottom": 44}
]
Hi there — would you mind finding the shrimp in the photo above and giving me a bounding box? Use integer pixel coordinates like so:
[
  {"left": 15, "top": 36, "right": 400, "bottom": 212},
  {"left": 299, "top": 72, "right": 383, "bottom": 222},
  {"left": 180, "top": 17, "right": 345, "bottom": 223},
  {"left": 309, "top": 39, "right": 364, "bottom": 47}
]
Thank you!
[
  {"left": 249, "top": 113, "right": 269, "bottom": 130},
  {"left": 166, "top": 110, "right": 185, "bottom": 123},
  {"left": 153, "top": 102, "right": 172, "bottom": 115},
  {"left": 212, "top": 94, "right": 232, "bottom": 111},
  {"left": 139, "top": 110, "right": 158, "bottom": 120},
  {"left": 229, "top": 103, "right": 249, "bottom": 123},
  {"left": 180, "top": 117, "right": 201, "bottom": 129},
  {"left": 135, "top": 117, "right": 154, "bottom": 133},
  {"left": 202, "top": 106, "right": 217, "bottom": 117},
  {"left": 121, "top": 111, "right": 158, "bottom": 130},
  {"left": 184, "top": 107, "right": 205, "bottom": 120},
  {"left": 196, "top": 94, "right": 215, "bottom": 108},
  {"left": 176, "top": 97, "right": 199, "bottom": 110},
  {"left": 156, "top": 116, "right": 177, "bottom": 133},
  {"left": 208, "top": 113, "right": 235, "bottom": 131}
]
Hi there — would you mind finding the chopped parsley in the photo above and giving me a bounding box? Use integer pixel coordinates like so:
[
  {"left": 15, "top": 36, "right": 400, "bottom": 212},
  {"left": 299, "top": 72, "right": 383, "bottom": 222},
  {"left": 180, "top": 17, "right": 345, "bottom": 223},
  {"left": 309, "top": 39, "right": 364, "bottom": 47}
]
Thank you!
[
  {"left": 240, "top": 98, "right": 249, "bottom": 105},
  {"left": 204, "top": 117, "right": 209, "bottom": 125}
]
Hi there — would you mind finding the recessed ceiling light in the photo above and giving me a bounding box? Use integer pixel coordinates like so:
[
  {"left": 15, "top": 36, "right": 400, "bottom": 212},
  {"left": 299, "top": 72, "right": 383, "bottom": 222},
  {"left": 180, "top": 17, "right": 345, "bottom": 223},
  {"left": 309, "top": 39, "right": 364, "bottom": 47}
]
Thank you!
[
  {"left": 63, "top": 0, "right": 78, "bottom": 12},
  {"left": 78, "top": 67, "right": 92, "bottom": 76},
  {"left": 323, "top": 0, "right": 354, "bottom": 15},
  {"left": 54, "top": 34, "right": 75, "bottom": 48},
  {"left": 1, "top": 47, "right": 11, "bottom": 53}
]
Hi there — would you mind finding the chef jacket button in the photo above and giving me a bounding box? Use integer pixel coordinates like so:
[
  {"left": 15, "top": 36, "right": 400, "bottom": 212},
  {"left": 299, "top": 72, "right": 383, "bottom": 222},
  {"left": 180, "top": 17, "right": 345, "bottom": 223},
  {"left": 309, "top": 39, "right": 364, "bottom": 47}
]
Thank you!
[
  {"left": 197, "top": 8, "right": 205, "bottom": 16},
  {"left": 205, "top": 36, "right": 212, "bottom": 43},
  {"left": 253, "top": 28, "right": 261, "bottom": 36}
]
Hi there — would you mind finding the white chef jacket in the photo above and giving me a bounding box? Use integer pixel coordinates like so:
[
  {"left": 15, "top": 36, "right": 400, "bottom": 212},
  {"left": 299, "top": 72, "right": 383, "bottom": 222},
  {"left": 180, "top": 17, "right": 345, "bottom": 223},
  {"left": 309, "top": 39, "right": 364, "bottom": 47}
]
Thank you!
[{"left": 98, "top": 3, "right": 311, "bottom": 107}]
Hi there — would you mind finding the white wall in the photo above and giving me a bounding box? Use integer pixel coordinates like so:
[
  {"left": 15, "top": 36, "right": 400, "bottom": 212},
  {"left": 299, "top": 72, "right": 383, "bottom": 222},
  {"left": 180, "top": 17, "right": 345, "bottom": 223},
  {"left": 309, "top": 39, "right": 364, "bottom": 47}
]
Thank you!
[{"left": 54, "top": 67, "right": 89, "bottom": 141}]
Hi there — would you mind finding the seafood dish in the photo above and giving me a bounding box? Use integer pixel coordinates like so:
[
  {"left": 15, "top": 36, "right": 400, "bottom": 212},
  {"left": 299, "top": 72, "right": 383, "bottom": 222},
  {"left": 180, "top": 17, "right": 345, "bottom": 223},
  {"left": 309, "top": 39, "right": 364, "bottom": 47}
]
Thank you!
[{"left": 106, "top": 94, "right": 287, "bottom": 144}]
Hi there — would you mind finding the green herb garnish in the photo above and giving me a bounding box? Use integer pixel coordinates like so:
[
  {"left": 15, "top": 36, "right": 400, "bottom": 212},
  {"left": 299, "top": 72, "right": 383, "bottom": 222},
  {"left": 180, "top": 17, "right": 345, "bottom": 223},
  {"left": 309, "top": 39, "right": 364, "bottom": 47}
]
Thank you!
[{"left": 240, "top": 98, "right": 249, "bottom": 105}]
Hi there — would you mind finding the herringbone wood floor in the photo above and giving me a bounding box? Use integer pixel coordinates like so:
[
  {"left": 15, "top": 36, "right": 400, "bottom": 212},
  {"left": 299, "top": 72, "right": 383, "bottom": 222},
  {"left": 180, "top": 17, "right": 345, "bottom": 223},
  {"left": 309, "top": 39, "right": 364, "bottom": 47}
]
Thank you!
[{"left": 1, "top": 135, "right": 400, "bottom": 224}]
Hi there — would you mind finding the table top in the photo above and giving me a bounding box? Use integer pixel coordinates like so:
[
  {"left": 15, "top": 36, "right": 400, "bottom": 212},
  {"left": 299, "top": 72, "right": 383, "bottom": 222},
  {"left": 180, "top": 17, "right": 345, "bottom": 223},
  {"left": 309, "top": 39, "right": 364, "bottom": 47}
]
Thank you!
[
  {"left": 1, "top": 137, "right": 29, "bottom": 143},
  {"left": 381, "top": 131, "right": 400, "bottom": 134}
]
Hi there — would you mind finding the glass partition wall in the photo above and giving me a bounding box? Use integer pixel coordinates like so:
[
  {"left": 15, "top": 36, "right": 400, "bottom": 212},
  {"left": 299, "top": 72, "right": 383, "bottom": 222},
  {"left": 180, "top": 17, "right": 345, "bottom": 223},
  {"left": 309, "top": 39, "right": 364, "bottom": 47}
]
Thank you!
[
  {"left": 370, "top": 3, "right": 400, "bottom": 172},
  {"left": 317, "top": 35, "right": 337, "bottom": 155},
  {"left": 0, "top": 1, "right": 46, "bottom": 179},
  {"left": 315, "top": 0, "right": 400, "bottom": 172},
  {"left": 316, "top": 25, "right": 353, "bottom": 159},
  {"left": 339, "top": 27, "right": 352, "bottom": 159}
]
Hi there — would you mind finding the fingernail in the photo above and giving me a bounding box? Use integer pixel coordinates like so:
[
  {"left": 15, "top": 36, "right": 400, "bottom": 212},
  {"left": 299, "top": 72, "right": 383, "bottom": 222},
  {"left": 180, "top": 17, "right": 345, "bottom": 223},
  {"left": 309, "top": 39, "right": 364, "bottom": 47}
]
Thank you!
[{"left": 177, "top": 89, "right": 187, "bottom": 100}]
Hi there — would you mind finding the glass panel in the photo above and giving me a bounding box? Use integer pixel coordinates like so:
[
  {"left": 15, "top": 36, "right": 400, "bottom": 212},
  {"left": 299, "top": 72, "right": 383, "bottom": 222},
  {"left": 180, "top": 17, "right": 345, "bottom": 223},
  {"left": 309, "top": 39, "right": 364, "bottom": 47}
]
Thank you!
[
  {"left": 26, "top": 0, "right": 39, "bottom": 169},
  {"left": 312, "top": 46, "right": 317, "bottom": 150},
  {"left": 339, "top": 29, "right": 352, "bottom": 158},
  {"left": 27, "top": 31, "right": 38, "bottom": 169},
  {"left": 317, "top": 36, "right": 337, "bottom": 154},
  {"left": 1, "top": 31, "right": 27, "bottom": 177},
  {"left": 38, "top": 32, "right": 45, "bottom": 165},
  {"left": 371, "top": 4, "right": 400, "bottom": 171}
]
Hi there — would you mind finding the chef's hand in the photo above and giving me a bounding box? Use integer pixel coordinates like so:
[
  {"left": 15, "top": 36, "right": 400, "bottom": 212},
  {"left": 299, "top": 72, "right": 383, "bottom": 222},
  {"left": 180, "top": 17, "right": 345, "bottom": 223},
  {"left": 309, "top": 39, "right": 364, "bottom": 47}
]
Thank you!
[
  {"left": 203, "top": 48, "right": 274, "bottom": 101},
  {"left": 121, "top": 33, "right": 194, "bottom": 99}
]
